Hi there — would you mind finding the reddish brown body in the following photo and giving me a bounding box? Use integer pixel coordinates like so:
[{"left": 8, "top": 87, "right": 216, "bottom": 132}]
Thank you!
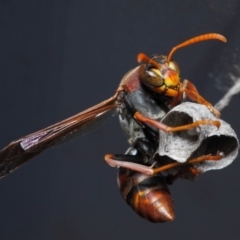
[
  {"left": 118, "top": 67, "right": 141, "bottom": 92},
  {"left": 0, "top": 33, "right": 226, "bottom": 223},
  {"left": 118, "top": 167, "right": 174, "bottom": 222}
]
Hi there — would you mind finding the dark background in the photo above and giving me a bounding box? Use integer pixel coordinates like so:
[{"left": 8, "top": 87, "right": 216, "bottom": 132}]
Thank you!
[{"left": 0, "top": 1, "right": 240, "bottom": 239}]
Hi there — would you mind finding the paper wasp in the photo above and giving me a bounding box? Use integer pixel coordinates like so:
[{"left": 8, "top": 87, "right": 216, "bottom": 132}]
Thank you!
[{"left": 0, "top": 33, "right": 226, "bottom": 222}]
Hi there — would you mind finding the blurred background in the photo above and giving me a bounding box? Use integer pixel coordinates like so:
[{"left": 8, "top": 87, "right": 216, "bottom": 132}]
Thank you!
[{"left": 0, "top": 0, "right": 240, "bottom": 239}]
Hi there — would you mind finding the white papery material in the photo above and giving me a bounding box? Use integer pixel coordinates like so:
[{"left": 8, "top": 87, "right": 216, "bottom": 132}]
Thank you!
[{"left": 158, "top": 102, "right": 239, "bottom": 172}]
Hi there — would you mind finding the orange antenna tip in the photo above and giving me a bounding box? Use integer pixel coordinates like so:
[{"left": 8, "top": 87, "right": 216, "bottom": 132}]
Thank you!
[
  {"left": 137, "top": 53, "right": 160, "bottom": 69},
  {"left": 137, "top": 53, "right": 148, "bottom": 63},
  {"left": 167, "top": 33, "right": 227, "bottom": 62}
]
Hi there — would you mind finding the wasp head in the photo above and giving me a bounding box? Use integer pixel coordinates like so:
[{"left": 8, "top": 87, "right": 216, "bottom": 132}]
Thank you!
[
  {"left": 138, "top": 53, "right": 181, "bottom": 97},
  {"left": 137, "top": 33, "right": 227, "bottom": 98}
]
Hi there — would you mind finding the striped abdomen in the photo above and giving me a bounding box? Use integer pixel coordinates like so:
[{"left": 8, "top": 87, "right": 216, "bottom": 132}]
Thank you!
[{"left": 118, "top": 167, "right": 174, "bottom": 223}]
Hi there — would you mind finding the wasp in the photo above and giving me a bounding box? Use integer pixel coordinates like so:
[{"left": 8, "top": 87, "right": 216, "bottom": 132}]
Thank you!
[{"left": 0, "top": 33, "right": 226, "bottom": 222}]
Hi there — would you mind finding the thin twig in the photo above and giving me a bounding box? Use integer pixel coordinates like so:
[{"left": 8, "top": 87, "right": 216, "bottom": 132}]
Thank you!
[{"left": 215, "top": 74, "right": 240, "bottom": 111}]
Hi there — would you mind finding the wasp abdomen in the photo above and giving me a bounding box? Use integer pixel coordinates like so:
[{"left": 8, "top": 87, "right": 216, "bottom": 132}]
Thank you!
[{"left": 118, "top": 168, "right": 174, "bottom": 223}]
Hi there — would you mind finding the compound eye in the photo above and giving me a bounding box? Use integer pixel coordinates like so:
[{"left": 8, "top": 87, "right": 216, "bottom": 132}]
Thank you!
[
  {"left": 137, "top": 53, "right": 164, "bottom": 87},
  {"left": 168, "top": 61, "right": 180, "bottom": 75},
  {"left": 142, "top": 67, "right": 164, "bottom": 87}
]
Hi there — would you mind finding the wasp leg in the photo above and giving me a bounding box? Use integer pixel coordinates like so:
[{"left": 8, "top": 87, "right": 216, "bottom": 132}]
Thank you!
[
  {"left": 105, "top": 153, "right": 222, "bottom": 176},
  {"left": 134, "top": 112, "right": 220, "bottom": 132},
  {"left": 104, "top": 154, "right": 154, "bottom": 175},
  {"left": 165, "top": 166, "right": 202, "bottom": 185},
  {"left": 182, "top": 80, "right": 220, "bottom": 117},
  {"left": 153, "top": 153, "right": 222, "bottom": 174}
]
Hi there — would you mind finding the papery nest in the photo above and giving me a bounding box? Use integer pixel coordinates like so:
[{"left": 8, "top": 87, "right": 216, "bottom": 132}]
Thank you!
[{"left": 157, "top": 102, "right": 239, "bottom": 177}]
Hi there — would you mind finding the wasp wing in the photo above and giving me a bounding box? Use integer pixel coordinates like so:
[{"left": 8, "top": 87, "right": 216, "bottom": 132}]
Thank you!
[{"left": 0, "top": 95, "right": 118, "bottom": 178}]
